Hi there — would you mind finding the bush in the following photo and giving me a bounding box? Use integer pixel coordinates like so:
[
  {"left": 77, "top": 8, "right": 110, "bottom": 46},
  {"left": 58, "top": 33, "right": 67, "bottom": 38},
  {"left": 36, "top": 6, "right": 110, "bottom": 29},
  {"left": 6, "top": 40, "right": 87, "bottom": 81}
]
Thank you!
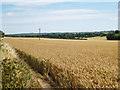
[
  {"left": 107, "top": 30, "right": 120, "bottom": 40},
  {"left": 0, "top": 30, "right": 4, "bottom": 38}
]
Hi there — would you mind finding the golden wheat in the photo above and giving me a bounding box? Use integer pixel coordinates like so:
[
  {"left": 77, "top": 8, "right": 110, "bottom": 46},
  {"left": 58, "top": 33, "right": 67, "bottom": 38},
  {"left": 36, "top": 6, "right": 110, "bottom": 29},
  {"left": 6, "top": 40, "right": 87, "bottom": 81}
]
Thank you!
[{"left": 4, "top": 37, "right": 119, "bottom": 88}]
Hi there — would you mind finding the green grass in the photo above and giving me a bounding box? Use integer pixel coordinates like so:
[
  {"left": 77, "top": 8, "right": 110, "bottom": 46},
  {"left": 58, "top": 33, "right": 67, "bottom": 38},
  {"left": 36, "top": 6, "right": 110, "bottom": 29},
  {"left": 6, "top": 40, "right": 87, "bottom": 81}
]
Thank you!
[{"left": 1, "top": 43, "right": 42, "bottom": 89}]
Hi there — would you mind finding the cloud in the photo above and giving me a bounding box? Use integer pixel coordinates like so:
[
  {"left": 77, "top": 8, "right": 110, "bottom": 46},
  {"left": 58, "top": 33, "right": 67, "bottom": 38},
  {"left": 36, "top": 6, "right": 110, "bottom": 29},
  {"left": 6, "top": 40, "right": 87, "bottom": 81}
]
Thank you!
[
  {"left": 2, "top": 1, "right": 117, "bottom": 34},
  {"left": 1, "top": 0, "right": 74, "bottom": 3},
  {"left": 2, "top": 3, "right": 117, "bottom": 30},
  {"left": 3, "top": 9, "right": 98, "bottom": 17},
  {"left": 1, "top": 0, "right": 119, "bottom": 3},
  {"left": 49, "top": 9, "right": 98, "bottom": 14},
  {"left": 6, "top": 12, "right": 15, "bottom": 16},
  {"left": 3, "top": 13, "right": 117, "bottom": 25},
  {"left": 8, "top": 2, "right": 56, "bottom": 6},
  {"left": 111, "top": 17, "right": 118, "bottom": 20}
]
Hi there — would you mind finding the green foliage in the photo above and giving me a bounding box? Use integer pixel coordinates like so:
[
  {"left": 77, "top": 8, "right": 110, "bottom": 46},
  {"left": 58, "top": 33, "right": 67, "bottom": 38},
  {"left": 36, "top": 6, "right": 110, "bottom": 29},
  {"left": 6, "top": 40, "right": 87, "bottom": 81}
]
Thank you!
[
  {"left": 107, "top": 30, "right": 120, "bottom": 40},
  {"left": 5, "top": 31, "right": 112, "bottom": 40},
  {"left": 0, "top": 30, "right": 4, "bottom": 38},
  {"left": 2, "top": 53, "right": 41, "bottom": 88},
  {"left": 15, "top": 49, "right": 48, "bottom": 76},
  {"left": 2, "top": 58, "right": 27, "bottom": 88}
]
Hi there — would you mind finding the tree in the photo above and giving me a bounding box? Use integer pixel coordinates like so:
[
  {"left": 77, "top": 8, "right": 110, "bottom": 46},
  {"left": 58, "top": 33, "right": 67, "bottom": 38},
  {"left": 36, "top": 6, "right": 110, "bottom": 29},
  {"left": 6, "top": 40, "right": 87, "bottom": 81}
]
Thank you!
[
  {"left": 0, "top": 30, "right": 4, "bottom": 38},
  {"left": 115, "top": 30, "right": 119, "bottom": 34},
  {"left": 107, "top": 30, "right": 120, "bottom": 40}
]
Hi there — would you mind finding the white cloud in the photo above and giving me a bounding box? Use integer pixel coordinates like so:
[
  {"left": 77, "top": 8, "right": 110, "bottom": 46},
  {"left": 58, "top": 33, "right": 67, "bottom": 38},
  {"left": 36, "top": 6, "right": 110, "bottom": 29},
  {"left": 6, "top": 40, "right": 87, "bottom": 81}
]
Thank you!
[
  {"left": 7, "top": 2, "right": 56, "bottom": 6},
  {"left": 49, "top": 9, "right": 98, "bottom": 14},
  {"left": 3, "top": 13, "right": 117, "bottom": 24},
  {"left": 3, "top": 9, "right": 98, "bottom": 17},
  {"left": 1, "top": 0, "right": 119, "bottom": 3},
  {"left": 2, "top": 1, "right": 117, "bottom": 33},
  {"left": 6, "top": 12, "right": 15, "bottom": 16},
  {"left": 2, "top": 0, "right": 70, "bottom": 2},
  {"left": 111, "top": 17, "right": 118, "bottom": 20},
  {"left": 2, "top": 4, "right": 117, "bottom": 28}
]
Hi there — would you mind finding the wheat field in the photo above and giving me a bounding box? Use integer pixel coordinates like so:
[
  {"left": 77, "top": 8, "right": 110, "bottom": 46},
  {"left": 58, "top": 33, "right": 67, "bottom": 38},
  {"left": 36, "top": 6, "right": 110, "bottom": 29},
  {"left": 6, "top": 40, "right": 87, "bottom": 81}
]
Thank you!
[{"left": 4, "top": 37, "right": 119, "bottom": 88}]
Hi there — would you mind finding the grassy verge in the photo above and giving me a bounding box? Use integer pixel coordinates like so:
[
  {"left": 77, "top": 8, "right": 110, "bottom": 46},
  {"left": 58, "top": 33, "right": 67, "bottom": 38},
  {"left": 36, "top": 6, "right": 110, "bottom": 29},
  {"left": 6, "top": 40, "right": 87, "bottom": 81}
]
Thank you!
[{"left": 1, "top": 43, "right": 41, "bottom": 88}]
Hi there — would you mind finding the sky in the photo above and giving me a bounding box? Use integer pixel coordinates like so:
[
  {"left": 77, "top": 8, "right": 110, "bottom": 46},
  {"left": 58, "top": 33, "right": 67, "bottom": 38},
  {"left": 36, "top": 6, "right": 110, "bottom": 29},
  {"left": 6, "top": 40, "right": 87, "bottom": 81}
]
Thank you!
[{"left": 1, "top": 1, "right": 119, "bottom": 34}]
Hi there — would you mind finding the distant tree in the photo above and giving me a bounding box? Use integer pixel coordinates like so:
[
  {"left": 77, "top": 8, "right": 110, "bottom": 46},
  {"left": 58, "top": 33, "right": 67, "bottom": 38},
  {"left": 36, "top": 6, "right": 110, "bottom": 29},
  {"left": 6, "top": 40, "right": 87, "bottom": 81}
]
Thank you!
[
  {"left": 5, "top": 31, "right": 116, "bottom": 40},
  {"left": 115, "top": 30, "right": 120, "bottom": 34},
  {"left": 107, "top": 30, "right": 120, "bottom": 40},
  {"left": 0, "top": 30, "right": 4, "bottom": 38}
]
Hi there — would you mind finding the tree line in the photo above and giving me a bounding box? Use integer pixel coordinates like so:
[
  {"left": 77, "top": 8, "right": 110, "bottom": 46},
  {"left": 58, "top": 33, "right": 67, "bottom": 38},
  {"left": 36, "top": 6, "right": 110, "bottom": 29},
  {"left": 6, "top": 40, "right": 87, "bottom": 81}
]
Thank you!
[
  {"left": 4, "top": 30, "right": 120, "bottom": 40},
  {"left": 5, "top": 32, "right": 109, "bottom": 40},
  {"left": 106, "top": 30, "right": 120, "bottom": 40}
]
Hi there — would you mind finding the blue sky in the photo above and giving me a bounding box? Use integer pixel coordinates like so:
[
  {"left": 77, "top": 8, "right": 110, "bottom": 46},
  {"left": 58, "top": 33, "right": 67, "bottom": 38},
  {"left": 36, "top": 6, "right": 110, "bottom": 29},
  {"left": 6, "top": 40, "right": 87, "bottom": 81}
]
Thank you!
[{"left": 1, "top": 2, "right": 118, "bottom": 34}]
